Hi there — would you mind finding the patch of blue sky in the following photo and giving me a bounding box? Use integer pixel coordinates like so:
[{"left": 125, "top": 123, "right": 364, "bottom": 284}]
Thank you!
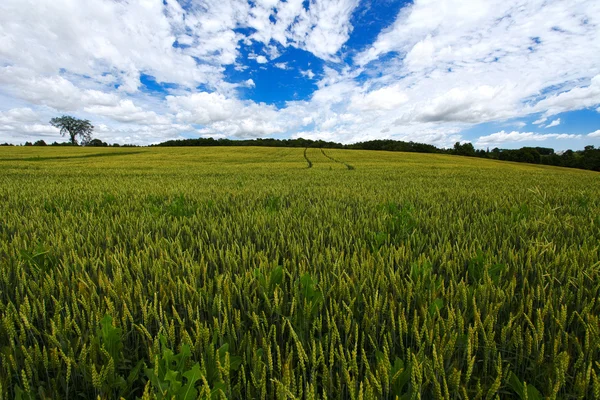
[
  {"left": 461, "top": 109, "right": 600, "bottom": 150},
  {"left": 139, "top": 74, "right": 178, "bottom": 96},
  {"left": 238, "top": 63, "right": 319, "bottom": 107},
  {"left": 460, "top": 121, "right": 506, "bottom": 146},
  {"left": 344, "top": 0, "right": 408, "bottom": 58},
  {"left": 229, "top": 42, "right": 323, "bottom": 107},
  {"left": 521, "top": 78, "right": 590, "bottom": 106},
  {"left": 548, "top": 109, "right": 600, "bottom": 134},
  {"left": 233, "top": 27, "right": 257, "bottom": 37},
  {"left": 172, "top": 39, "right": 191, "bottom": 49},
  {"left": 354, "top": 51, "right": 403, "bottom": 81}
]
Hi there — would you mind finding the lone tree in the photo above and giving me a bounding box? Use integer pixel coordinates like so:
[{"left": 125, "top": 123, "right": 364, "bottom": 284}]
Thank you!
[{"left": 50, "top": 116, "right": 94, "bottom": 145}]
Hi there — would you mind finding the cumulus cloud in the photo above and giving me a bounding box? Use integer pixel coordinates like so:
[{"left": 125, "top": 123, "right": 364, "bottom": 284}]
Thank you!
[
  {"left": 166, "top": 91, "right": 296, "bottom": 138},
  {"left": 0, "top": 0, "right": 360, "bottom": 93},
  {"left": 246, "top": 0, "right": 359, "bottom": 61},
  {"left": 0, "top": 0, "right": 223, "bottom": 90},
  {"left": 0, "top": 67, "right": 120, "bottom": 111},
  {"left": 84, "top": 100, "right": 173, "bottom": 125},
  {"left": 589, "top": 130, "right": 600, "bottom": 138},
  {"left": 300, "top": 69, "right": 316, "bottom": 79},
  {"left": 354, "top": 0, "right": 600, "bottom": 128},
  {"left": 350, "top": 85, "right": 409, "bottom": 111},
  {"left": 476, "top": 131, "right": 582, "bottom": 146},
  {"left": 255, "top": 55, "right": 268, "bottom": 64},
  {"left": 1, "top": 0, "right": 599, "bottom": 146},
  {"left": 95, "top": 123, "right": 194, "bottom": 145},
  {"left": 0, "top": 108, "right": 41, "bottom": 125},
  {"left": 532, "top": 75, "right": 600, "bottom": 118},
  {"left": 0, "top": 107, "right": 61, "bottom": 142}
]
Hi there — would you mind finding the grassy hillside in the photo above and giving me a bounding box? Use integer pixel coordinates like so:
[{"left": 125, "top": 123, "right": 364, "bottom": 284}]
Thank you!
[{"left": 1, "top": 147, "right": 599, "bottom": 399}]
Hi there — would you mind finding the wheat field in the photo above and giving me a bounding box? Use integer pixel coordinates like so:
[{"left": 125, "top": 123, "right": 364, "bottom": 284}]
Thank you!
[{"left": 1, "top": 146, "right": 599, "bottom": 399}]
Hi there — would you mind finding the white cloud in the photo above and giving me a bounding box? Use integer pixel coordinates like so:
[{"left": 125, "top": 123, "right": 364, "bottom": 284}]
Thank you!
[
  {"left": 0, "top": 67, "right": 120, "bottom": 111},
  {"left": 300, "top": 69, "right": 316, "bottom": 79},
  {"left": 166, "top": 91, "right": 294, "bottom": 138},
  {"left": 167, "top": 92, "right": 242, "bottom": 125},
  {"left": 354, "top": 0, "right": 600, "bottom": 127},
  {"left": 199, "top": 119, "right": 283, "bottom": 137},
  {"left": 247, "top": 0, "right": 360, "bottom": 61},
  {"left": 476, "top": 131, "right": 582, "bottom": 146},
  {"left": 545, "top": 118, "right": 561, "bottom": 128},
  {"left": 532, "top": 75, "right": 600, "bottom": 118},
  {"left": 300, "top": 0, "right": 360, "bottom": 61},
  {"left": 589, "top": 130, "right": 600, "bottom": 138},
  {"left": 84, "top": 100, "right": 171, "bottom": 125},
  {"left": 394, "top": 85, "right": 510, "bottom": 124},
  {"left": 0, "top": 107, "right": 61, "bottom": 142},
  {"left": 1, "top": 0, "right": 599, "bottom": 147},
  {"left": 94, "top": 123, "right": 194, "bottom": 145},
  {"left": 350, "top": 85, "right": 409, "bottom": 111},
  {"left": 0, "top": 0, "right": 224, "bottom": 91},
  {"left": 0, "top": 0, "right": 360, "bottom": 101},
  {"left": 0, "top": 108, "right": 40, "bottom": 125}
]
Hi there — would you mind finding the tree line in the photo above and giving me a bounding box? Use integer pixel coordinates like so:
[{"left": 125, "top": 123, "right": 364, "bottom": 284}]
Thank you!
[
  {"left": 154, "top": 137, "right": 600, "bottom": 172},
  {"left": 0, "top": 139, "right": 134, "bottom": 147},
  {"left": 451, "top": 142, "right": 600, "bottom": 171},
  {"left": 2, "top": 112, "right": 598, "bottom": 172}
]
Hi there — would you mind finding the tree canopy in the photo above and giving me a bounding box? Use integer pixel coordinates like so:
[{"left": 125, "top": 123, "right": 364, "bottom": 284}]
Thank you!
[{"left": 49, "top": 116, "right": 94, "bottom": 145}]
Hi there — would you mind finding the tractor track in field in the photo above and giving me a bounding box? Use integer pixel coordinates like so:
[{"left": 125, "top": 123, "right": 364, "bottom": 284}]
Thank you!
[
  {"left": 320, "top": 148, "right": 355, "bottom": 170},
  {"left": 303, "top": 148, "right": 313, "bottom": 168}
]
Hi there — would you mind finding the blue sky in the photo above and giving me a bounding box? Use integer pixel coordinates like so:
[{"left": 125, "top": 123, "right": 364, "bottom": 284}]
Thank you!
[{"left": 1, "top": 0, "right": 599, "bottom": 149}]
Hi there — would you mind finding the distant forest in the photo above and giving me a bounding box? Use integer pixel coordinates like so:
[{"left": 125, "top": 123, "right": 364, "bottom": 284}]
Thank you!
[
  {"left": 3, "top": 137, "right": 599, "bottom": 172},
  {"left": 154, "top": 137, "right": 600, "bottom": 172}
]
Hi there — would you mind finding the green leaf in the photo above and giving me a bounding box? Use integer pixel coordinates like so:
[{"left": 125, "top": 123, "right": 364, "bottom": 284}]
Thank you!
[
  {"left": 253, "top": 268, "right": 266, "bottom": 290},
  {"left": 391, "top": 357, "right": 404, "bottom": 375},
  {"left": 487, "top": 263, "right": 505, "bottom": 283},
  {"left": 120, "top": 359, "right": 145, "bottom": 397},
  {"left": 99, "top": 314, "right": 122, "bottom": 364},
  {"left": 165, "top": 369, "right": 182, "bottom": 394},
  {"left": 428, "top": 298, "right": 444, "bottom": 316},
  {"left": 410, "top": 261, "right": 432, "bottom": 281},
  {"left": 508, "top": 372, "right": 525, "bottom": 398},
  {"left": 392, "top": 360, "right": 411, "bottom": 396},
  {"left": 508, "top": 372, "right": 543, "bottom": 400},
  {"left": 229, "top": 355, "right": 242, "bottom": 371},
  {"left": 525, "top": 383, "right": 543, "bottom": 400},
  {"left": 300, "top": 273, "right": 314, "bottom": 294},
  {"left": 217, "top": 343, "right": 229, "bottom": 361},
  {"left": 14, "top": 385, "right": 24, "bottom": 400},
  {"left": 269, "top": 266, "right": 284, "bottom": 291},
  {"left": 309, "top": 290, "right": 324, "bottom": 316},
  {"left": 468, "top": 251, "right": 486, "bottom": 283},
  {"left": 210, "top": 382, "right": 227, "bottom": 399},
  {"left": 178, "top": 363, "right": 202, "bottom": 400},
  {"left": 145, "top": 368, "right": 169, "bottom": 394}
]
